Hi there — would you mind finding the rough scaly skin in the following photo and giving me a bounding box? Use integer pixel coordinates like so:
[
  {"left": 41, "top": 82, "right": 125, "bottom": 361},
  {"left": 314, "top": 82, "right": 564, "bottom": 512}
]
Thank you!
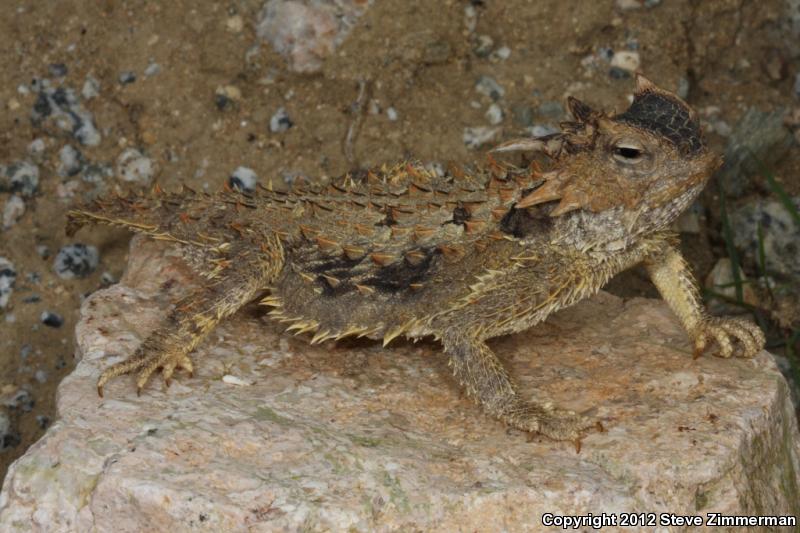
[{"left": 67, "top": 75, "right": 765, "bottom": 443}]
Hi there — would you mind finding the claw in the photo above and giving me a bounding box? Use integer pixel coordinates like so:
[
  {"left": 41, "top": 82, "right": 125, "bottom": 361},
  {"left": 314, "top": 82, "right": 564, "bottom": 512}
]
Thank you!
[{"left": 97, "top": 385, "right": 104, "bottom": 398}]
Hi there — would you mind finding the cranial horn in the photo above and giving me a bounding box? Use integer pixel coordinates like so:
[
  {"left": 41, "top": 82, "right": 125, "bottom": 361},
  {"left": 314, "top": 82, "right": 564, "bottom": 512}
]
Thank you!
[
  {"left": 634, "top": 73, "right": 657, "bottom": 95},
  {"left": 567, "top": 96, "right": 594, "bottom": 122}
]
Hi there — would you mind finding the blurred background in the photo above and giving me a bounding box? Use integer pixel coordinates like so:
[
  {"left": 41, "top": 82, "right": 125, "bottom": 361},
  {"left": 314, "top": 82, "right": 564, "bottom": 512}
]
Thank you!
[{"left": 0, "top": 0, "right": 798, "bottom": 480}]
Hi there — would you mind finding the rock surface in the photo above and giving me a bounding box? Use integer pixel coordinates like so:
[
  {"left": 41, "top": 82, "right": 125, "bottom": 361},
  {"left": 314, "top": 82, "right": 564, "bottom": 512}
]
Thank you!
[{"left": 1, "top": 237, "right": 799, "bottom": 532}]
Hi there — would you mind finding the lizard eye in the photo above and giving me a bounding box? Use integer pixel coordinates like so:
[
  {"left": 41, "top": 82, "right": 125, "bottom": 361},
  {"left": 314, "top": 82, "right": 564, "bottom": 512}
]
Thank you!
[{"left": 612, "top": 142, "right": 645, "bottom": 163}]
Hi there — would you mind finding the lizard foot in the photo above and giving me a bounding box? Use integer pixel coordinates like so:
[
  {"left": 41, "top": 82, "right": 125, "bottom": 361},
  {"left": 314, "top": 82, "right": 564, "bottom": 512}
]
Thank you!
[
  {"left": 692, "top": 316, "right": 765, "bottom": 359},
  {"left": 506, "top": 402, "right": 598, "bottom": 443},
  {"left": 97, "top": 349, "right": 195, "bottom": 397}
]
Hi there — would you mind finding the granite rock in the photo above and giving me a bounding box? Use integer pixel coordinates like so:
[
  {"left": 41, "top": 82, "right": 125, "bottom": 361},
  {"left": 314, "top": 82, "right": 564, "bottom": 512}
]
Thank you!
[{"left": 1, "top": 237, "right": 798, "bottom": 532}]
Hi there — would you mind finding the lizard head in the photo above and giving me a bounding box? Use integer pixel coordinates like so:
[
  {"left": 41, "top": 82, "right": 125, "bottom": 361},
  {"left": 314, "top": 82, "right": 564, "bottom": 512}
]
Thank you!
[{"left": 495, "top": 75, "right": 720, "bottom": 243}]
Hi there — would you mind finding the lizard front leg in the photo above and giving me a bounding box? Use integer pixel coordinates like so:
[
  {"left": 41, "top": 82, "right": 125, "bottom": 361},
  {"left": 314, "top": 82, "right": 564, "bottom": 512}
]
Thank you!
[
  {"left": 97, "top": 236, "right": 285, "bottom": 395},
  {"left": 644, "top": 242, "right": 765, "bottom": 358},
  {"left": 441, "top": 329, "right": 594, "bottom": 441}
]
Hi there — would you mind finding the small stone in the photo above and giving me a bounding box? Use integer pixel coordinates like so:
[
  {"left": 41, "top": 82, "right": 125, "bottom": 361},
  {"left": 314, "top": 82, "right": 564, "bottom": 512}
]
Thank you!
[
  {"left": 143, "top": 62, "right": 161, "bottom": 77},
  {"left": 731, "top": 198, "right": 800, "bottom": 279},
  {"left": 463, "top": 4, "right": 477, "bottom": 33},
  {"left": 116, "top": 148, "right": 154, "bottom": 184},
  {"left": 475, "top": 75, "right": 505, "bottom": 101},
  {"left": 269, "top": 107, "right": 293, "bottom": 133},
  {"left": 485, "top": 103, "right": 503, "bottom": 125},
  {"left": 704, "top": 258, "right": 759, "bottom": 314},
  {"left": 226, "top": 14, "right": 244, "bottom": 33},
  {"left": 228, "top": 167, "right": 258, "bottom": 193},
  {"left": 2, "top": 195, "right": 25, "bottom": 230},
  {"left": 81, "top": 76, "right": 100, "bottom": 100},
  {"left": 368, "top": 99, "right": 381, "bottom": 115},
  {"left": 57, "top": 144, "right": 84, "bottom": 177},
  {"left": 528, "top": 124, "right": 560, "bottom": 137},
  {"left": 616, "top": 0, "right": 643, "bottom": 9},
  {"left": 0, "top": 411, "right": 20, "bottom": 451},
  {"left": 53, "top": 244, "right": 99, "bottom": 279},
  {"left": 676, "top": 77, "right": 690, "bottom": 100},
  {"left": 462, "top": 126, "right": 499, "bottom": 149},
  {"left": 762, "top": 48, "right": 787, "bottom": 82},
  {"left": 6, "top": 389, "right": 34, "bottom": 412},
  {"left": 711, "top": 120, "right": 732, "bottom": 137},
  {"left": 27, "top": 139, "right": 46, "bottom": 162},
  {"left": 34, "top": 370, "right": 48, "bottom": 384},
  {"left": 19, "top": 345, "right": 31, "bottom": 359},
  {"left": 35, "top": 245, "right": 50, "bottom": 259},
  {"left": 7, "top": 98, "right": 20, "bottom": 111},
  {"left": 386, "top": 107, "right": 399, "bottom": 121},
  {"left": 490, "top": 46, "right": 511, "bottom": 62},
  {"left": 36, "top": 415, "right": 50, "bottom": 429},
  {"left": 0, "top": 257, "right": 16, "bottom": 309},
  {"left": 81, "top": 164, "right": 113, "bottom": 184},
  {"left": 49, "top": 63, "right": 68, "bottom": 77},
  {"left": 610, "top": 51, "right": 640, "bottom": 72},
  {"left": 609, "top": 66, "right": 632, "bottom": 80},
  {"left": 41, "top": 311, "right": 64, "bottom": 328},
  {"left": 118, "top": 71, "right": 136, "bottom": 85},
  {"left": 511, "top": 105, "right": 534, "bottom": 127},
  {"left": 5, "top": 161, "right": 40, "bottom": 197},
  {"left": 537, "top": 101, "right": 566, "bottom": 120},
  {"left": 472, "top": 34, "right": 494, "bottom": 58}
]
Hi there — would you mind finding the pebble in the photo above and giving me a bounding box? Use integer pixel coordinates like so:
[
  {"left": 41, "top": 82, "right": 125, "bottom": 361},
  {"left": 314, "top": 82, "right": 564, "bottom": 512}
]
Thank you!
[
  {"left": 4, "top": 161, "right": 40, "bottom": 197},
  {"left": 490, "top": 46, "right": 511, "bottom": 62},
  {"left": 118, "top": 71, "right": 136, "bottom": 85},
  {"left": 511, "top": 105, "right": 534, "bottom": 127},
  {"left": 537, "top": 101, "right": 566, "bottom": 121},
  {"left": 676, "top": 77, "right": 690, "bottom": 100},
  {"left": 610, "top": 51, "right": 640, "bottom": 72},
  {"left": 475, "top": 75, "right": 505, "bottom": 101},
  {"left": 228, "top": 166, "right": 259, "bottom": 193},
  {"left": 609, "top": 66, "right": 632, "bottom": 80},
  {"left": 53, "top": 244, "right": 99, "bottom": 279},
  {"left": 485, "top": 103, "right": 504, "bottom": 125},
  {"left": 529, "top": 124, "right": 560, "bottom": 137},
  {"left": 27, "top": 139, "right": 46, "bottom": 162},
  {"left": 36, "top": 245, "right": 50, "bottom": 258},
  {"left": 82, "top": 163, "right": 113, "bottom": 184},
  {"left": 81, "top": 76, "right": 100, "bottom": 100},
  {"left": 31, "top": 84, "right": 101, "bottom": 146},
  {"left": 0, "top": 257, "right": 16, "bottom": 309},
  {"left": 386, "top": 107, "right": 399, "bottom": 121},
  {"left": 48, "top": 63, "right": 68, "bottom": 77},
  {"left": 2, "top": 195, "right": 25, "bottom": 230},
  {"left": 116, "top": 148, "right": 155, "bottom": 184},
  {"left": 36, "top": 415, "right": 50, "bottom": 429},
  {"left": 40, "top": 311, "right": 64, "bottom": 328},
  {"left": 34, "top": 370, "right": 48, "bottom": 384},
  {"left": 5, "top": 389, "right": 34, "bottom": 412},
  {"left": 463, "top": 126, "right": 499, "bottom": 149},
  {"left": 472, "top": 34, "right": 494, "bottom": 58},
  {"left": 463, "top": 4, "right": 477, "bottom": 33},
  {"left": 731, "top": 198, "right": 800, "bottom": 279},
  {"left": 227, "top": 14, "right": 244, "bottom": 33},
  {"left": 269, "top": 107, "right": 293, "bottom": 133},
  {"left": 144, "top": 61, "right": 161, "bottom": 77},
  {"left": 19, "top": 345, "right": 31, "bottom": 359},
  {"left": 57, "top": 144, "right": 84, "bottom": 177},
  {"left": 0, "top": 411, "right": 20, "bottom": 451}
]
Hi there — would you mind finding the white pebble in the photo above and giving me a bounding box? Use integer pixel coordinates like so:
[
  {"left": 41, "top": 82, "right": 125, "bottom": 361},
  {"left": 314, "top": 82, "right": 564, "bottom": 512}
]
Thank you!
[
  {"left": 222, "top": 374, "right": 253, "bottom": 386},
  {"left": 386, "top": 107, "right": 399, "bottom": 121},
  {"left": 2, "top": 195, "right": 25, "bottom": 230},
  {"left": 610, "top": 51, "right": 641, "bottom": 72},
  {"left": 116, "top": 148, "right": 154, "bottom": 184},
  {"left": 485, "top": 103, "right": 504, "bottom": 125}
]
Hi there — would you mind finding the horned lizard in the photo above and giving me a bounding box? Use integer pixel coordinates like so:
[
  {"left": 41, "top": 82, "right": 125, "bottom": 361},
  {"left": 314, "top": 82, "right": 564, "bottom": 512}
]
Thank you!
[{"left": 67, "top": 75, "right": 764, "bottom": 443}]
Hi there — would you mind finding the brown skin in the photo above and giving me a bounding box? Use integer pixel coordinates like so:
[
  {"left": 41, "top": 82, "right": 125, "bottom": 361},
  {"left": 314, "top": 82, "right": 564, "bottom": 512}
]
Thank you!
[{"left": 67, "top": 75, "right": 764, "bottom": 443}]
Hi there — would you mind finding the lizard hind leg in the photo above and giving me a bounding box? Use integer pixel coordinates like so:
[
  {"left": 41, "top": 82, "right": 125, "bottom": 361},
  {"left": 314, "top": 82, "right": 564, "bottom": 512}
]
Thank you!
[
  {"left": 97, "top": 236, "right": 285, "bottom": 396},
  {"left": 440, "top": 330, "right": 596, "bottom": 442}
]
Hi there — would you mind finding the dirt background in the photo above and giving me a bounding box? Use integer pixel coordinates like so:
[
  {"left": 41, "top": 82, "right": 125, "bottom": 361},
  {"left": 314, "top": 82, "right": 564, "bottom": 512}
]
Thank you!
[{"left": 0, "top": 0, "right": 798, "bottom": 481}]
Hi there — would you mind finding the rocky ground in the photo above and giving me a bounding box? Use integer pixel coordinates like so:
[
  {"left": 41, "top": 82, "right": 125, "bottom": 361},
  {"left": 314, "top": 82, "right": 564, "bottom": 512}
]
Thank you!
[{"left": 0, "top": 0, "right": 798, "bottom": 482}]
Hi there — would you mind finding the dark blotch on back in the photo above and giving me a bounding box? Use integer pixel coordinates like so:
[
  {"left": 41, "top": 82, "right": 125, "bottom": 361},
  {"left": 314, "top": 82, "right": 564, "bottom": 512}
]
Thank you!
[
  {"left": 615, "top": 92, "right": 703, "bottom": 155},
  {"left": 445, "top": 206, "right": 471, "bottom": 227},
  {"left": 363, "top": 248, "right": 440, "bottom": 293},
  {"left": 500, "top": 204, "right": 554, "bottom": 238}
]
